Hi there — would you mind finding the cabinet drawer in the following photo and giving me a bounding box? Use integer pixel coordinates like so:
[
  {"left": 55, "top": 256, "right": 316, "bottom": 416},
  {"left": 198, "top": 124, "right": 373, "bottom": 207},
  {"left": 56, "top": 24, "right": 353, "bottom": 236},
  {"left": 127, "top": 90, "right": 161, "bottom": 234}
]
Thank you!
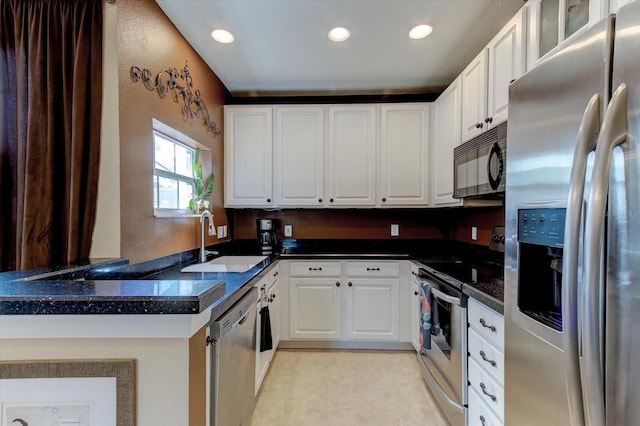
[
  {"left": 469, "top": 357, "right": 504, "bottom": 421},
  {"left": 468, "top": 328, "right": 504, "bottom": 385},
  {"left": 468, "top": 298, "right": 504, "bottom": 350},
  {"left": 346, "top": 261, "right": 399, "bottom": 277},
  {"left": 268, "top": 265, "right": 280, "bottom": 286},
  {"left": 468, "top": 385, "right": 503, "bottom": 426},
  {"left": 289, "top": 261, "right": 341, "bottom": 277}
]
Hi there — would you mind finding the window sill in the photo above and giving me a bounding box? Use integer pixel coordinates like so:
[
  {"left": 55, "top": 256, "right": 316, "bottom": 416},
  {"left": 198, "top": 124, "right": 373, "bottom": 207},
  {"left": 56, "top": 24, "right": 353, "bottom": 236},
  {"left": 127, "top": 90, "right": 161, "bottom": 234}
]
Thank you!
[{"left": 154, "top": 210, "right": 200, "bottom": 218}]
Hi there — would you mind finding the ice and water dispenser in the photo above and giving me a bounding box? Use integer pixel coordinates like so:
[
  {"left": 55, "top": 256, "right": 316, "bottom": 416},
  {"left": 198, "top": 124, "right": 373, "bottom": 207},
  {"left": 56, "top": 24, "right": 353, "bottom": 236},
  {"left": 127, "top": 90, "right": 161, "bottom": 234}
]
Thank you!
[{"left": 517, "top": 208, "right": 566, "bottom": 331}]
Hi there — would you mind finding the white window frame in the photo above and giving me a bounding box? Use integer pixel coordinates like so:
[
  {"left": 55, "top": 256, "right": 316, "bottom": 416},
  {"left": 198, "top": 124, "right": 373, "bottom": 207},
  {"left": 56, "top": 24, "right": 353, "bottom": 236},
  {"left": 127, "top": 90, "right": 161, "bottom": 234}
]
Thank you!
[{"left": 152, "top": 119, "right": 208, "bottom": 217}]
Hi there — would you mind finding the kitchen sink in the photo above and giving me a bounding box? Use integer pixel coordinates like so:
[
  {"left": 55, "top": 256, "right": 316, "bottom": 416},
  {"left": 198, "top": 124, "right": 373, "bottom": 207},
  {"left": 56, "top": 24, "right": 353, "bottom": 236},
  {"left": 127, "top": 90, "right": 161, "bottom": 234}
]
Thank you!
[{"left": 180, "top": 256, "right": 267, "bottom": 273}]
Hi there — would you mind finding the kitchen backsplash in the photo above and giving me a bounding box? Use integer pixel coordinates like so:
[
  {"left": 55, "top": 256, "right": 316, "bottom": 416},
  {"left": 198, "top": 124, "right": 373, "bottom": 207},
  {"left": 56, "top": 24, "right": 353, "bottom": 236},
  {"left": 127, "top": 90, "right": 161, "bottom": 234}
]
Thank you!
[{"left": 232, "top": 207, "right": 504, "bottom": 246}]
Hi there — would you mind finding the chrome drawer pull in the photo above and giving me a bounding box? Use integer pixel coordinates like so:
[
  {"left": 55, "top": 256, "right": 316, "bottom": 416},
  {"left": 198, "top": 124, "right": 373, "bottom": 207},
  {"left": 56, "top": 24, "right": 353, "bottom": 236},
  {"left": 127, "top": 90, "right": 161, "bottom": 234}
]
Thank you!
[
  {"left": 479, "top": 318, "right": 497, "bottom": 332},
  {"left": 480, "top": 382, "right": 497, "bottom": 402},
  {"left": 480, "top": 415, "right": 487, "bottom": 426},
  {"left": 479, "top": 350, "right": 497, "bottom": 367}
]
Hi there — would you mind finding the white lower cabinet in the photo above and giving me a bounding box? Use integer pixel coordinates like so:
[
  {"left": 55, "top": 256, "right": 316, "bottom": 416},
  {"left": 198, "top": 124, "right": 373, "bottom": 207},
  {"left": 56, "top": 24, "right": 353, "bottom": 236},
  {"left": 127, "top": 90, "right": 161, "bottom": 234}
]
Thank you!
[
  {"left": 255, "top": 266, "right": 281, "bottom": 395},
  {"left": 286, "top": 260, "right": 405, "bottom": 343},
  {"left": 289, "top": 277, "right": 342, "bottom": 339},
  {"left": 467, "top": 297, "right": 505, "bottom": 425},
  {"left": 345, "top": 278, "right": 399, "bottom": 341}
]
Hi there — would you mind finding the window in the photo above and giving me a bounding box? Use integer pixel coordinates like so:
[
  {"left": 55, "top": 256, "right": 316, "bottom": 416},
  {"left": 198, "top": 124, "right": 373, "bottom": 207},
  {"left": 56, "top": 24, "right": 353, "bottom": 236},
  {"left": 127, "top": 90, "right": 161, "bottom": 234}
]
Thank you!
[{"left": 153, "top": 130, "right": 195, "bottom": 211}]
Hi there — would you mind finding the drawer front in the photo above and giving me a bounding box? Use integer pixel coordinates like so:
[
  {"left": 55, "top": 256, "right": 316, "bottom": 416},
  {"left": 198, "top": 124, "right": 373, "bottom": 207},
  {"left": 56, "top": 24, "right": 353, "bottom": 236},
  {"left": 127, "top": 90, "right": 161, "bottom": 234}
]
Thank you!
[
  {"left": 468, "top": 328, "right": 504, "bottom": 385},
  {"left": 268, "top": 264, "right": 280, "bottom": 286},
  {"left": 468, "top": 298, "right": 504, "bottom": 350},
  {"left": 289, "top": 261, "right": 341, "bottom": 277},
  {"left": 468, "top": 386, "right": 504, "bottom": 426},
  {"left": 346, "top": 261, "right": 399, "bottom": 277},
  {"left": 468, "top": 357, "right": 504, "bottom": 421}
]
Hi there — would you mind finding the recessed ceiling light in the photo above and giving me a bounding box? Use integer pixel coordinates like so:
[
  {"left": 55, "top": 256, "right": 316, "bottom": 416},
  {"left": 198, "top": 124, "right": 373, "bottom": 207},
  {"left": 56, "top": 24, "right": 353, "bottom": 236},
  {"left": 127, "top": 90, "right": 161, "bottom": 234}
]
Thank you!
[
  {"left": 211, "top": 29, "right": 234, "bottom": 44},
  {"left": 328, "top": 27, "right": 350, "bottom": 42},
  {"left": 409, "top": 24, "right": 433, "bottom": 40}
]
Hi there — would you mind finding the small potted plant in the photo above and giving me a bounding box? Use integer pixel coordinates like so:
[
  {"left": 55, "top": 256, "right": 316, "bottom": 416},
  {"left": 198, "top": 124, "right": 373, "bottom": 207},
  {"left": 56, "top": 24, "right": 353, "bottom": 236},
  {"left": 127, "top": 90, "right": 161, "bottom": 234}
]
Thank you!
[{"left": 189, "top": 148, "right": 214, "bottom": 213}]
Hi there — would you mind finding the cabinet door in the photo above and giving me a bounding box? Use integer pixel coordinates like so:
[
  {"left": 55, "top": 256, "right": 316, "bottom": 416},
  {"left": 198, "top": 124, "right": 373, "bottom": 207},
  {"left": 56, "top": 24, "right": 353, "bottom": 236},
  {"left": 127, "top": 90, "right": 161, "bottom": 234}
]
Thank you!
[
  {"left": 327, "top": 106, "right": 377, "bottom": 207},
  {"left": 224, "top": 107, "right": 273, "bottom": 207},
  {"left": 345, "top": 278, "right": 399, "bottom": 341},
  {"left": 268, "top": 279, "right": 280, "bottom": 349},
  {"left": 275, "top": 107, "right": 325, "bottom": 207},
  {"left": 289, "top": 278, "right": 341, "bottom": 339},
  {"left": 432, "top": 77, "right": 463, "bottom": 206},
  {"left": 461, "top": 49, "right": 489, "bottom": 143},
  {"left": 487, "top": 8, "right": 524, "bottom": 127},
  {"left": 411, "top": 280, "right": 420, "bottom": 351},
  {"left": 379, "top": 104, "right": 430, "bottom": 206}
]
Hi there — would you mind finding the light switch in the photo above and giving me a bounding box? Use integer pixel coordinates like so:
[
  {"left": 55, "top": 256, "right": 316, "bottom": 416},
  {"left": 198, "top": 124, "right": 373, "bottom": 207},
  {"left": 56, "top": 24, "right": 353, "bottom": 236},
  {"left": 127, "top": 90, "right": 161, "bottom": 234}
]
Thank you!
[
  {"left": 471, "top": 226, "right": 477, "bottom": 241},
  {"left": 217, "top": 226, "right": 224, "bottom": 237},
  {"left": 391, "top": 224, "right": 399, "bottom": 237},
  {"left": 284, "top": 225, "right": 292, "bottom": 237},
  {"left": 223, "top": 225, "right": 228, "bottom": 238}
]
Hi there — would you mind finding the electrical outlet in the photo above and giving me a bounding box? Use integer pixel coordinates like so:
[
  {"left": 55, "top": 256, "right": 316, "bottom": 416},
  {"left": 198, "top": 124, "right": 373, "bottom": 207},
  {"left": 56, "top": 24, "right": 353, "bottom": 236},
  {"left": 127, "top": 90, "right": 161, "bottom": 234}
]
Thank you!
[
  {"left": 471, "top": 226, "right": 477, "bottom": 241},
  {"left": 217, "top": 226, "right": 224, "bottom": 237},
  {"left": 209, "top": 223, "right": 216, "bottom": 236},
  {"left": 284, "top": 225, "right": 292, "bottom": 237},
  {"left": 222, "top": 225, "right": 228, "bottom": 238},
  {"left": 391, "top": 224, "right": 399, "bottom": 237}
]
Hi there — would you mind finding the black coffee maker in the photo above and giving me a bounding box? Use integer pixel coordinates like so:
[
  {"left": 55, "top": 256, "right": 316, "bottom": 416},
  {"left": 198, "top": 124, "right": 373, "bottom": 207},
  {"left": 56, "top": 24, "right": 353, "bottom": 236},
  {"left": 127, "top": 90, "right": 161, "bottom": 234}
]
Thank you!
[{"left": 257, "top": 219, "right": 278, "bottom": 254}]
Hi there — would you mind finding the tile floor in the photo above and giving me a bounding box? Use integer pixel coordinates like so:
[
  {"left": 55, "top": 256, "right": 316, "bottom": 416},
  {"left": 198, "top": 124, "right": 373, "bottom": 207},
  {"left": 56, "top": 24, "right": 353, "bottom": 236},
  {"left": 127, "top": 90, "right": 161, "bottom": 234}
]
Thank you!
[{"left": 252, "top": 349, "right": 449, "bottom": 426}]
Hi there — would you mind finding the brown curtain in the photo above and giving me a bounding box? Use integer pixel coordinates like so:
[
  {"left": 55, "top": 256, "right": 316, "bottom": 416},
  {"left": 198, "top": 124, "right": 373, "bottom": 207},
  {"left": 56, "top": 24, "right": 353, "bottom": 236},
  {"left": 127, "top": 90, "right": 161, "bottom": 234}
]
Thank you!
[{"left": 0, "top": 0, "right": 103, "bottom": 271}]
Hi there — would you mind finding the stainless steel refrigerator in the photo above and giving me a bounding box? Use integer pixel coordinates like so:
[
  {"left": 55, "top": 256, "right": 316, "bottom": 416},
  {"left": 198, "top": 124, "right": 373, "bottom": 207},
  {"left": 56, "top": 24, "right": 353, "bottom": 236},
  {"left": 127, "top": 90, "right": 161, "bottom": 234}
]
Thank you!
[{"left": 505, "top": 2, "right": 640, "bottom": 425}]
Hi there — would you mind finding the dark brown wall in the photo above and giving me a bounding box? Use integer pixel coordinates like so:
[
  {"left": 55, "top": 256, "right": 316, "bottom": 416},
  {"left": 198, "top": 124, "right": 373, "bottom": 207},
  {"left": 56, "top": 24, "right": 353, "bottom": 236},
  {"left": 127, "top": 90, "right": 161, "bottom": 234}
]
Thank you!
[
  {"left": 233, "top": 209, "right": 450, "bottom": 240},
  {"left": 450, "top": 207, "right": 505, "bottom": 246},
  {"left": 117, "top": 0, "right": 229, "bottom": 263}
]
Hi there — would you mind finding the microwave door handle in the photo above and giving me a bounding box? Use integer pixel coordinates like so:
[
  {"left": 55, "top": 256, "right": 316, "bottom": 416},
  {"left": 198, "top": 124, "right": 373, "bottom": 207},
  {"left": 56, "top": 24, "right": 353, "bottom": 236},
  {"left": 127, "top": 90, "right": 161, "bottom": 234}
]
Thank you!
[
  {"left": 431, "top": 287, "right": 462, "bottom": 306},
  {"left": 583, "top": 84, "right": 628, "bottom": 426},
  {"left": 561, "top": 93, "right": 601, "bottom": 426}
]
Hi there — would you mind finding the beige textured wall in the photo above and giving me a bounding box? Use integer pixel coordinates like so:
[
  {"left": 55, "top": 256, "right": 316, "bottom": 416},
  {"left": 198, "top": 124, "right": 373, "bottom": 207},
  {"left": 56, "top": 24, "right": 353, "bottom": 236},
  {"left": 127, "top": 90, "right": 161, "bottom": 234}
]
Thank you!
[{"left": 117, "top": 0, "right": 229, "bottom": 263}]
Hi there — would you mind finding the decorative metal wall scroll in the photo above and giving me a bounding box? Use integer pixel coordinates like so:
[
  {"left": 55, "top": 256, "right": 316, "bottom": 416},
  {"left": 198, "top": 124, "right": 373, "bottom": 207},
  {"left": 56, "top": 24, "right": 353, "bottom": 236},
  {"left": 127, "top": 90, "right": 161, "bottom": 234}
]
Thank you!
[{"left": 130, "top": 61, "right": 222, "bottom": 137}]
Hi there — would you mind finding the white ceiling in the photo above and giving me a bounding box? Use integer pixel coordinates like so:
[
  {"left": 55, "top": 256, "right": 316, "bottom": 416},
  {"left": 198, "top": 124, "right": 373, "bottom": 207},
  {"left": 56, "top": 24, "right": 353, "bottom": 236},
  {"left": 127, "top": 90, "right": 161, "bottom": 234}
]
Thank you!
[{"left": 155, "top": 0, "right": 525, "bottom": 97}]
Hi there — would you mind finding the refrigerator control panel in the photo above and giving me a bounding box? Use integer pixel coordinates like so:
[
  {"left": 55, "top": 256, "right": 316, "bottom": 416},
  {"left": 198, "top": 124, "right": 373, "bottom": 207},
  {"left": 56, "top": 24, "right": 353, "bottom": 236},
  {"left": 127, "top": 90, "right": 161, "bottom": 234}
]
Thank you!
[{"left": 517, "top": 208, "right": 565, "bottom": 247}]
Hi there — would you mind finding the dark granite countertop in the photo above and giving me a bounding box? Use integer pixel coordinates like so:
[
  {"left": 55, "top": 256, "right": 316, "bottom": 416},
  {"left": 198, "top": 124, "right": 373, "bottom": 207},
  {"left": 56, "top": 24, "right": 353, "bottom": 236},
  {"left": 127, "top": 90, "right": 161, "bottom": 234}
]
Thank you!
[{"left": 0, "top": 238, "right": 504, "bottom": 317}]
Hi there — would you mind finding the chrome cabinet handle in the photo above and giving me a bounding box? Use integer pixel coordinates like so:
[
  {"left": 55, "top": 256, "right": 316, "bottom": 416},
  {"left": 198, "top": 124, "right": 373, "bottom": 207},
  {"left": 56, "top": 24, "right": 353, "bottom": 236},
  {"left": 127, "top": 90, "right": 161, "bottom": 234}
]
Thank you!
[
  {"left": 479, "top": 350, "right": 497, "bottom": 367},
  {"left": 561, "top": 93, "right": 600, "bottom": 426},
  {"left": 479, "top": 318, "right": 496, "bottom": 332},
  {"left": 582, "top": 84, "right": 628, "bottom": 426},
  {"left": 480, "top": 383, "right": 497, "bottom": 403},
  {"left": 480, "top": 415, "right": 487, "bottom": 426}
]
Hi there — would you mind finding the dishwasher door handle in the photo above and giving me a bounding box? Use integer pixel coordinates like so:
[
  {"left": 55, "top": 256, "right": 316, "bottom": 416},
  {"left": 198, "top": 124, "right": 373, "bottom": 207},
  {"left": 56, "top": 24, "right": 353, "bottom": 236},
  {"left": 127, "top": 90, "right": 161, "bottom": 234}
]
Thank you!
[{"left": 238, "top": 312, "right": 250, "bottom": 325}]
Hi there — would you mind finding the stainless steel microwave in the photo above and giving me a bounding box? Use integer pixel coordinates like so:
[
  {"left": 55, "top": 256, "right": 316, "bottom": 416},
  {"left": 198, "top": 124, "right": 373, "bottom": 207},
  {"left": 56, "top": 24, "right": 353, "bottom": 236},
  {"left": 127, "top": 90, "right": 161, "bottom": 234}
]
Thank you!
[
  {"left": 453, "top": 122, "right": 507, "bottom": 198},
  {"left": 453, "top": 121, "right": 507, "bottom": 198}
]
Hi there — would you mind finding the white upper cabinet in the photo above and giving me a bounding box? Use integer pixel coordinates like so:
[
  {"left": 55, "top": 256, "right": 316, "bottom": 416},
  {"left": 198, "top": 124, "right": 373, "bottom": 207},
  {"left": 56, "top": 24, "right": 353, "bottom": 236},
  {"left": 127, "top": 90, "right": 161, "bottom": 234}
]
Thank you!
[
  {"left": 327, "top": 106, "right": 377, "bottom": 207},
  {"left": 461, "top": 49, "right": 489, "bottom": 143},
  {"left": 461, "top": 8, "right": 525, "bottom": 143},
  {"left": 487, "top": 8, "right": 525, "bottom": 127},
  {"left": 224, "top": 106, "right": 273, "bottom": 207},
  {"left": 275, "top": 106, "right": 325, "bottom": 207},
  {"left": 432, "top": 77, "right": 463, "bottom": 206},
  {"left": 379, "top": 104, "right": 430, "bottom": 206}
]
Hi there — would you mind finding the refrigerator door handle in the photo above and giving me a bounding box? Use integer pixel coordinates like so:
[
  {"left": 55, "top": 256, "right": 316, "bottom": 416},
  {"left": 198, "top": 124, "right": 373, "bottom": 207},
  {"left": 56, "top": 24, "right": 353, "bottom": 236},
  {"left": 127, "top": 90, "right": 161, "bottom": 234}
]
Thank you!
[
  {"left": 562, "top": 93, "right": 601, "bottom": 426},
  {"left": 583, "top": 83, "right": 628, "bottom": 426}
]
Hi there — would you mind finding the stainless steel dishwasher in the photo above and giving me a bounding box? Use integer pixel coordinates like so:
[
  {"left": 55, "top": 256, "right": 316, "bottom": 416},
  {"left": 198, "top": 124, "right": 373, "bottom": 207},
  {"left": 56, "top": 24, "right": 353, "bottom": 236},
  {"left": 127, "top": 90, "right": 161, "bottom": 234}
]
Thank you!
[{"left": 209, "top": 287, "right": 257, "bottom": 426}]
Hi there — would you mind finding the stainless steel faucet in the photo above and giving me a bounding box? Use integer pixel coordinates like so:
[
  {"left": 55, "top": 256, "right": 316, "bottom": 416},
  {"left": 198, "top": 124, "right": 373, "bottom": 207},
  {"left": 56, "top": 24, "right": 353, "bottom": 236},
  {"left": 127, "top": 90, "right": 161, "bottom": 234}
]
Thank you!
[{"left": 200, "top": 210, "right": 216, "bottom": 262}]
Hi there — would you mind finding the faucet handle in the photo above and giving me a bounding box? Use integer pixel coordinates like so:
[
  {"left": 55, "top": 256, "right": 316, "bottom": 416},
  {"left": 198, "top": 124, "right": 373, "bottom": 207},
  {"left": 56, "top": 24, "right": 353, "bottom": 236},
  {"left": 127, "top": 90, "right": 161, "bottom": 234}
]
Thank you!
[{"left": 205, "top": 250, "right": 219, "bottom": 256}]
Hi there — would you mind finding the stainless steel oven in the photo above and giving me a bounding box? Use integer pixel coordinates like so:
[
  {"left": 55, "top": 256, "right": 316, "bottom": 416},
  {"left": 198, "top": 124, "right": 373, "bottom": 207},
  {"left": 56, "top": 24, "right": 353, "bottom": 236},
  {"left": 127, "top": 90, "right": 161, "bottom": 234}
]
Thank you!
[
  {"left": 453, "top": 121, "right": 507, "bottom": 199},
  {"left": 417, "top": 267, "right": 467, "bottom": 426}
]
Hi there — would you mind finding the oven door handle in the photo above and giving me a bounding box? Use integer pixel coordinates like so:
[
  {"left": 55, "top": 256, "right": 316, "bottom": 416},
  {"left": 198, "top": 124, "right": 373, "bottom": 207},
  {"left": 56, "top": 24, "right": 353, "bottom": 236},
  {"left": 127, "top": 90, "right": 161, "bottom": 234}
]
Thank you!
[{"left": 431, "top": 287, "right": 462, "bottom": 306}]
